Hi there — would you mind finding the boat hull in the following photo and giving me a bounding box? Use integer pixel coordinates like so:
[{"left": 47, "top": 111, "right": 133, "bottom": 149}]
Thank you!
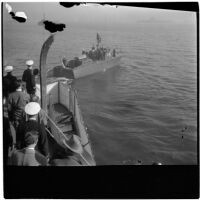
[{"left": 73, "top": 56, "right": 121, "bottom": 79}]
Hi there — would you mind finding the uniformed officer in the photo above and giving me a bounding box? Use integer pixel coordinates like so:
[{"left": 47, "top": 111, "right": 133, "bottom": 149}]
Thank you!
[
  {"left": 17, "top": 102, "right": 49, "bottom": 157},
  {"left": 3, "top": 65, "right": 17, "bottom": 99},
  {"left": 22, "top": 60, "right": 36, "bottom": 96}
]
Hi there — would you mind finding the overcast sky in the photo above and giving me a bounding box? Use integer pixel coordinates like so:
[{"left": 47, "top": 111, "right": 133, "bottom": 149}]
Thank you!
[{"left": 3, "top": 2, "right": 196, "bottom": 28}]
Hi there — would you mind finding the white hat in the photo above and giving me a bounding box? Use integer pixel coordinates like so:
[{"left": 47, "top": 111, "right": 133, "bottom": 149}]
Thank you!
[
  {"left": 5, "top": 65, "right": 13, "bottom": 73},
  {"left": 26, "top": 60, "right": 34, "bottom": 66},
  {"left": 25, "top": 102, "right": 41, "bottom": 115}
]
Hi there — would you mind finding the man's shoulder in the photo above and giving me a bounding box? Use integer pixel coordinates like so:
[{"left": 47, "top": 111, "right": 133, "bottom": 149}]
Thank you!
[
  {"left": 9, "top": 91, "right": 23, "bottom": 98},
  {"left": 3, "top": 75, "right": 8, "bottom": 79},
  {"left": 3, "top": 75, "right": 10, "bottom": 82},
  {"left": 24, "top": 92, "right": 30, "bottom": 99},
  {"left": 10, "top": 74, "right": 17, "bottom": 80},
  {"left": 19, "top": 91, "right": 30, "bottom": 101},
  {"left": 12, "top": 149, "right": 25, "bottom": 158},
  {"left": 8, "top": 91, "right": 18, "bottom": 98},
  {"left": 20, "top": 91, "right": 29, "bottom": 97},
  {"left": 23, "top": 69, "right": 30, "bottom": 75}
]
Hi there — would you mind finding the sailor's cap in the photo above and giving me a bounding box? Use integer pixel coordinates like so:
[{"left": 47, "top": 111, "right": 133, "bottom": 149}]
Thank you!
[
  {"left": 5, "top": 65, "right": 13, "bottom": 73},
  {"left": 25, "top": 102, "right": 41, "bottom": 115},
  {"left": 26, "top": 60, "right": 34, "bottom": 66}
]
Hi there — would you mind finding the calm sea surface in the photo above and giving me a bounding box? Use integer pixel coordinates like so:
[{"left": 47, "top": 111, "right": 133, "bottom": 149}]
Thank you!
[{"left": 3, "top": 21, "right": 197, "bottom": 165}]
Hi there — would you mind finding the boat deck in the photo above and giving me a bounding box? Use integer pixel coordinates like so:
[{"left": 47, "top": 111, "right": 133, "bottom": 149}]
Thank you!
[
  {"left": 48, "top": 103, "right": 95, "bottom": 166},
  {"left": 47, "top": 103, "right": 78, "bottom": 160},
  {"left": 53, "top": 103, "right": 75, "bottom": 137}
]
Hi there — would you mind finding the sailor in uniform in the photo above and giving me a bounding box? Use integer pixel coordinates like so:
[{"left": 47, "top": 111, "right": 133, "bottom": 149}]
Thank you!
[
  {"left": 3, "top": 65, "right": 17, "bottom": 100},
  {"left": 22, "top": 60, "right": 36, "bottom": 96},
  {"left": 17, "top": 102, "right": 49, "bottom": 157},
  {"left": 7, "top": 79, "right": 30, "bottom": 146}
]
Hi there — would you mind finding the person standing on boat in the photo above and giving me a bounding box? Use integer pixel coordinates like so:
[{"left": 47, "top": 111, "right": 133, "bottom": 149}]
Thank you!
[
  {"left": 22, "top": 60, "right": 36, "bottom": 97},
  {"left": 107, "top": 48, "right": 111, "bottom": 57},
  {"left": 10, "top": 130, "right": 48, "bottom": 166},
  {"left": 91, "top": 46, "right": 96, "bottom": 61},
  {"left": 3, "top": 65, "right": 17, "bottom": 101},
  {"left": 17, "top": 102, "right": 49, "bottom": 158},
  {"left": 33, "top": 68, "right": 39, "bottom": 83},
  {"left": 7, "top": 79, "right": 30, "bottom": 147}
]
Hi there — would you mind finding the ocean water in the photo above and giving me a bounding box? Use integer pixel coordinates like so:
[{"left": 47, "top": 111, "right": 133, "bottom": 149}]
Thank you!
[{"left": 3, "top": 20, "right": 197, "bottom": 165}]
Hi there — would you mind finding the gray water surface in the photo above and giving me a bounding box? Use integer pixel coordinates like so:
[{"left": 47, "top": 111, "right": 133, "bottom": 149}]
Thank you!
[{"left": 3, "top": 20, "right": 197, "bottom": 165}]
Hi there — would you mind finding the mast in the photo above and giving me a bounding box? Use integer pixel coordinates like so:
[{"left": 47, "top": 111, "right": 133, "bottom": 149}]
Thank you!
[{"left": 39, "top": 34, "right": 54, "bottom": 112}]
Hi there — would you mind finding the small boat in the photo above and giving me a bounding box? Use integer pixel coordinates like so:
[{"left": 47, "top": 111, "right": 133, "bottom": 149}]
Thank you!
[
  {"left": 61, "top": 54, "right": 121, "bottom": 79},
  {"left": 37, "top": 34, "right": 96, "bottom": 166},
  {"left": 47, "top": 33, "right": 121, "bottom": 80}
]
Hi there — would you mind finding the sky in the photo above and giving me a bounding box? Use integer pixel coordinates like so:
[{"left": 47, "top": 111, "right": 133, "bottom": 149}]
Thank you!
[{"left": 2, "top": 2, "right": 196, "bottom": 29}]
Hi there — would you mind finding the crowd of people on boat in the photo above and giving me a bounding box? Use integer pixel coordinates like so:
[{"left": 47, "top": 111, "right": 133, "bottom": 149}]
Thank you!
[
  {"left": 63, "top": 46, "right": 116, "bottom": 69},
  {"left": 3, "top": 60, "right": 48, "bottom": 166},
  {"left": 3, "top": 60, "right": 80, "bottom": 166},
  {"left": 82, "top": 46, "right": 116, "bottom": 62}
]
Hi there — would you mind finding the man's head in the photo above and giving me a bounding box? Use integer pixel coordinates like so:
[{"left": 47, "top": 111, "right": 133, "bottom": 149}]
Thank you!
[
  {"left": 33, "top": 68, "right": 39, "bottom": 76},
  {"left": 26, "top": 60, "right": 34, "bottom": 69},
  {"left": 24, "top": 131, "right": 39, "bottom": 147},
  {"left": 5, "top": 65, "right": 13, "bottom": 74},
  {"left": 13, "top": 79, "right": 22, "bottom": 91}
]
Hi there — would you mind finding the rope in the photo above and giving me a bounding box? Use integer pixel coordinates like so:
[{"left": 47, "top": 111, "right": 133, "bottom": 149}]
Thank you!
[
  {"left": 45, "top": 127, "right": 54, "bottom": 138},
  {"left": 41, "top": 108, "right": 91, "bottom": 166},
  {"left": 79, "top": 154, "right": 91, "bottom": 166}
]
